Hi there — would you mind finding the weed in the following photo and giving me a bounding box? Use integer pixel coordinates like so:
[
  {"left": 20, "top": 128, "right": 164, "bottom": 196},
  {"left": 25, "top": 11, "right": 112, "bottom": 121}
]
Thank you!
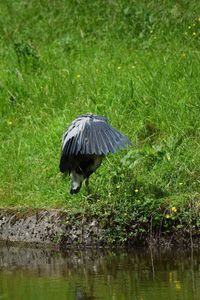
[{"left": 0, "top": 0, "right": 200, "bottom": 243}]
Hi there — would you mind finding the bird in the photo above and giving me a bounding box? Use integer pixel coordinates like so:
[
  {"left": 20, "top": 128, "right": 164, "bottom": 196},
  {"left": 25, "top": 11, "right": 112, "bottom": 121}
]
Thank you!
[{"left": 59, "top": 113, "right": 131, "bottom": 194}]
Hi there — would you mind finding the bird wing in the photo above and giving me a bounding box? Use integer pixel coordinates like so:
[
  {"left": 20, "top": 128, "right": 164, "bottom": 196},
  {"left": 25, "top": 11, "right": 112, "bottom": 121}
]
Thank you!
[{"left": 61, "top": 114, "right": 131, "bottom": 157}]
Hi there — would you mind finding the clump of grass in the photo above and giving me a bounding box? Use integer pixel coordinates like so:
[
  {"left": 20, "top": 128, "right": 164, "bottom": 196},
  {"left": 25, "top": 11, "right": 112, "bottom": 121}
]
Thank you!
[{"left": 0, "top": 0, "right": 200, "bottom": 242}]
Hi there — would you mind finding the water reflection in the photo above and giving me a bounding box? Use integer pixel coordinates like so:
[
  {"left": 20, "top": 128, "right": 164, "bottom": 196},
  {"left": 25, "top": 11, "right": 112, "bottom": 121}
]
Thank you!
[{"left": 0, "top": 245, "right": 200, "bottom": 300}]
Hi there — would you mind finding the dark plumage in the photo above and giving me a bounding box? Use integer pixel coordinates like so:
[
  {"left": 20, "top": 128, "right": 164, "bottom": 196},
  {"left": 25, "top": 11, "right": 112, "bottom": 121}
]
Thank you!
[{"left": 60, "top": 113, "right": 131, "bottom": 194}]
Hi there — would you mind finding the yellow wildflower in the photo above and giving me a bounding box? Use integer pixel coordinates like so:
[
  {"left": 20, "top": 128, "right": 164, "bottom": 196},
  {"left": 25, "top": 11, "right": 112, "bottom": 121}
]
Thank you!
[
  {"left": 192, "top": 32, "right": 197, "bottom": 36},
  {"left": 171, "top": 207, "right": 177, "bottom": 213},
  {"left": 188, "top": 26, "right": 191, "bottom": 29},
  {"left": 165, "top": 214, "right": 171, "bottom": 219},
  {"left": 134, "top": 188, "right": 139, "bottom": 193},
  {"left": 76, "top": 74, "right": 81, "bottom": 78},
  {"left": 7, "top": 120, "right": 12, "bottom": 125},
  {"left": 117, "top": 66, "right": 121, "bottom": 70}
]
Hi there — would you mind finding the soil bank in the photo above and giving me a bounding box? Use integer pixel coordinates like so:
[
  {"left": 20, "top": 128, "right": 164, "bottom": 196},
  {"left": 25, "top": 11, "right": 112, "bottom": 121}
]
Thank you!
[{"left": 0, "top": 208, "right": 200, "bottom": 249}]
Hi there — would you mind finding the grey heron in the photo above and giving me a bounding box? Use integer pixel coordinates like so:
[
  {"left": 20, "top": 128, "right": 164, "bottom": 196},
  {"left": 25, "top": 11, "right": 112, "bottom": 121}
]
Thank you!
[{"left": 59, "top": 113, "right": 131, "bottom": 194}]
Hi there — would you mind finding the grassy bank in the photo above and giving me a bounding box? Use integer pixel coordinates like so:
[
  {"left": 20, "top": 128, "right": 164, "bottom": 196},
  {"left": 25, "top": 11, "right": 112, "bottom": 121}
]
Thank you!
[{"left": 0, "top": 0, "right": 200, "bottom": 243}]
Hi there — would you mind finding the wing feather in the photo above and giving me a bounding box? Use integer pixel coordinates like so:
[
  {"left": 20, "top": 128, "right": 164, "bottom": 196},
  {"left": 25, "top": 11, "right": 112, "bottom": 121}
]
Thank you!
[
  {"left": 109, "top": 125, "right": 131, "bottom": 148},
  {"left": 69, "top": 135, "right": 78, "bottom": 156},
  {"left": 109, "top": 128, "right": 127, "bottom": 149},
  {"left": 97, "top": 130, "right": 109, "bottom": 154},
  {"left": 62, "top": 138, "right": 72, "bottom": 156},
  {"left": 96, "top": 130, "right": 107, "bottom": 155},
  {"left": 61, "top": 114, "right": 131, "bottom": 158},
  {"left": 89, "top": 129, "right": 100, "bottom": 155}
]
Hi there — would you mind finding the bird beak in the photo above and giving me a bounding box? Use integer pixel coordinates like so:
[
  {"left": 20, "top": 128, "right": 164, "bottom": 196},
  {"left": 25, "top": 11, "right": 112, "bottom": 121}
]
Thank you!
[{"left": 70, "top": 187, "right": 81, "bottom": 194}]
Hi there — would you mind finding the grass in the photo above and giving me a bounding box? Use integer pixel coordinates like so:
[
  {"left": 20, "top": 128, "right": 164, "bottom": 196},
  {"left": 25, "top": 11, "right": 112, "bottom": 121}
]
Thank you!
[{"left": 0, "top": 0, "right": 200, "bottom": 243}]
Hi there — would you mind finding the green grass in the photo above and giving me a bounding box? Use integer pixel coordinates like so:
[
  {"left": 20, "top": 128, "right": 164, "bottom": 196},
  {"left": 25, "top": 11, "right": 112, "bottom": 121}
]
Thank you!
[{"left": 0, "top": 0, "right": 200, "bottom": 242}]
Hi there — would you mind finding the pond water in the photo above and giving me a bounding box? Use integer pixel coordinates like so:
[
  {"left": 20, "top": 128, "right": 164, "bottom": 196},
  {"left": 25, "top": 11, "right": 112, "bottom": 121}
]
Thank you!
[{"left": 0, "top": 245, "right": 199, "bottom": 300}]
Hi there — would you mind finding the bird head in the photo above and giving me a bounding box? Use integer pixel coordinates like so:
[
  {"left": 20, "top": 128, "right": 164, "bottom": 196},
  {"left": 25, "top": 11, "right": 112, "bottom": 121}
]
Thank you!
[{"left": 70, "top": 171, "right": 84, "bottom": 194}]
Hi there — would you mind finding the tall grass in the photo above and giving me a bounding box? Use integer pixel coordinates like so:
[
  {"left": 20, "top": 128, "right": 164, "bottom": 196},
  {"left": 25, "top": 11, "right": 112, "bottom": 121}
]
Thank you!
[{"left": 0, "top": 0, "right": 199, "bottom": 228}]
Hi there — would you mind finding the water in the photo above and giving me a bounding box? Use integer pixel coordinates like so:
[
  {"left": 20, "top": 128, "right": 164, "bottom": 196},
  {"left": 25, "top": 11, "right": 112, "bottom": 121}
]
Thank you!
[{"left": 0, "top": 245, "right": 199, "bottom": 300}]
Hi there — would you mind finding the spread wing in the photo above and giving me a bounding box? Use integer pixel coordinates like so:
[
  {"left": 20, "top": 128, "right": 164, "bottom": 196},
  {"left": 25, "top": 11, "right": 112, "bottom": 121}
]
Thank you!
[{"left": 60, "top": 114, "right": 131, "bottom": 172}]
